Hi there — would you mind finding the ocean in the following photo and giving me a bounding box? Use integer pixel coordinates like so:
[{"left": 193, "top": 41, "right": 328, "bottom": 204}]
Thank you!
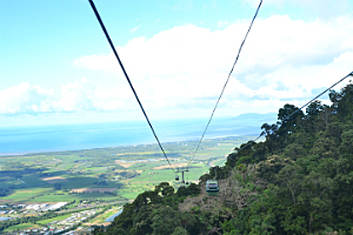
[{"left": 0, "top": 113, "right": 275, "bottom": 155}]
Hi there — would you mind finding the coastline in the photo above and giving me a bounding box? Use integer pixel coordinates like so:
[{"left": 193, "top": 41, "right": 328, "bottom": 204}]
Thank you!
[
  {"left": 0, "top": 135, "right": 249, "bottom": 157},
  {"left": 0, "top": 114, "right": 274, "bottom": 156}
]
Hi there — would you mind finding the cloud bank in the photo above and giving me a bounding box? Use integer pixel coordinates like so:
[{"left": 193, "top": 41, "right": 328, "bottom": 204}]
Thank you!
[{"left": 2, "top": 14, "right": 353, "bottom": 122}]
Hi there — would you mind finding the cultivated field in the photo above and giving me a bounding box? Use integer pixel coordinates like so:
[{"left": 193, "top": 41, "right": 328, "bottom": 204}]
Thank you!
[
  {"left": 0, "top": 136, "right": 253, "bottom": 232},
  {"left": 0, "top": 136, "right": 253, "bottom": 203}
]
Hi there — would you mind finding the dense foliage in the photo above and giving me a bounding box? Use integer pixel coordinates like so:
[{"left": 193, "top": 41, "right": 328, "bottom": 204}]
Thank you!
[
  {"left": 98, "top": 84, "right": 353, "bottom": 234},
  {"left": 94, "top": 182, "right": 204, "bottom": 235}
]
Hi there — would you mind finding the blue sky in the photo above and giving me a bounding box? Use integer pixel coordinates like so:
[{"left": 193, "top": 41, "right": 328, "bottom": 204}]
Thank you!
[{"left": 1, "top": 0, "right": 353, "bottom": 126}]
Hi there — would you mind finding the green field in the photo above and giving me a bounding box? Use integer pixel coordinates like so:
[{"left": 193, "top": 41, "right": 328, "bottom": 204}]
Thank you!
[
  {"left": 0, "top": 136, "right": 252, "bottom": 203},
  {"left": 0, "top": 136, "right": 254, "bottom": 233},
  {"left": 86, "top": 206, "right": 121, "bottom": 224},
  {"left": 1, "top": 188, "right": 53, "bottom": 202},
  {"left": 4, "top": 223, "right": 43, "bottom": 232},
  {"left": 37, "top": 214, "right": 72, "bottom": 225}
]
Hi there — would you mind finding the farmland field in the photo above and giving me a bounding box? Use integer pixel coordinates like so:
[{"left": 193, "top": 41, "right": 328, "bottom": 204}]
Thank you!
[
  {"left": 0, "top": 135, "right": 254, "bottom": 233},
  {"left": 0, "top": 136, "right": 253, "bottom": 203}
]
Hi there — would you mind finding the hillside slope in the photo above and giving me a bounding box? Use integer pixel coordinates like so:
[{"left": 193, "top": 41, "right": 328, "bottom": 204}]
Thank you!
[{"left": 95, "top": 83, "right": 353, "bottom": 235}]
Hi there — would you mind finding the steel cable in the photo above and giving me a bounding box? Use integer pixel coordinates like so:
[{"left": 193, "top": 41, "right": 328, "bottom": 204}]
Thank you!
[
  {"left": 187, "top": 0, "right": 263, "bottom": 168},
  {"left": 88, "top": 0, "right": 175, "bottom": 172},
  {"left": 228, "top": 71, "right": 353, "bottom": 162}
]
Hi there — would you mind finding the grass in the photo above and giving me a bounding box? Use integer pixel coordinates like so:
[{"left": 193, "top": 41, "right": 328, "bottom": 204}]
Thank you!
[
  {"left": 0, "top": 136, "right": 253, "bottom": 204},
  {"left": 4, "top": 223, "right": 42, "bottom": 232},
  {"left": 0, "top": 136, "right": 255, "bottom": 233},
  {"left": 119, "top": 183, "right": 152, "bottom": 199},
  {"left": 1, "top": 188, "right": 53, "bottom": 202},
  {"left": 87, "top": 206, "right": 121, "bottom": 224},
  {"left": 37, "top": 213, "right": 72, "bottom": 225},
  {"left": 32, "top": 192, "right": 78, "bottom": 202},
  {"left": 33, "top": 191, "right": 124, "bottom": 202}
]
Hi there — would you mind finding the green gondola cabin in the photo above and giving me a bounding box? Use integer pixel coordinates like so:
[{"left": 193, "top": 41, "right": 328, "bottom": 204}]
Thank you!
[{"left": 206, "top": 180, "right": 219, "bottom": 193}]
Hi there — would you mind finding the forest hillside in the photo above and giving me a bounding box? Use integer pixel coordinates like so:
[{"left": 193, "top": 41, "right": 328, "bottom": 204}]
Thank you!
[{"left": 95, "top": 83, "right": 353, "bottom": 235}]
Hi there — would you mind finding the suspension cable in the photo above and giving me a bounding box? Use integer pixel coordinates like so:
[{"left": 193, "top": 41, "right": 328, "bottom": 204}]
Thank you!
[
  {"left": 285, "top": 71, "right": 353, "bottom": 121},
  {"left": 187, "top": 0, "right": 263, "bottom": 168},
  {"left": 228, "top": 70, "right": 353, "bottom": 162},
  {"left": 88, "top": 0, "right": 176, "bottom": 172}
]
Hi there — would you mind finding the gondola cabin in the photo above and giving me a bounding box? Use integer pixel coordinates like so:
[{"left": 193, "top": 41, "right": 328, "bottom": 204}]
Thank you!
[{"left": 206, "top": 180, "right": 219, "bottom": 193}]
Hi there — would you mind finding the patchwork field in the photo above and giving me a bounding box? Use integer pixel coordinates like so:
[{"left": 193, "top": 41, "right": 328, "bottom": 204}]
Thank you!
[
  {"left": 0, "top": 136, "right": 254, "bottom": 233},
  {"left": 0, "top": 136, "right": 253, "bottom": 203}
]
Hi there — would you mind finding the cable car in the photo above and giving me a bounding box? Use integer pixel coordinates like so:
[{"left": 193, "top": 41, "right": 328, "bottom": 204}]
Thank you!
[{"left": 206, "top": 180, "right": 219, "bottom": 193}]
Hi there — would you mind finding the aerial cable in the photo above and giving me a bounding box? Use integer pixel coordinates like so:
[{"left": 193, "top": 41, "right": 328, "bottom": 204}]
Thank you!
[
  {"left": 228, "top": 70, "right": 353, "bottom": 162},
  {"left": 88, "top": 0, "right": 176, "bottom": 173},
  {"left": 285, "top": 71, "right": 353, "bottom": 121},
  {"left": 187, "top": 0, "right": 263, "bottom": 169}
]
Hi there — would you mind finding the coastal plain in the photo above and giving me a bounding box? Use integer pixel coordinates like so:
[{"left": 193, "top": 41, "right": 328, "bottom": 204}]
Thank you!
[{"left": 0, "top": 136, "right": 253, "bottom": 233}]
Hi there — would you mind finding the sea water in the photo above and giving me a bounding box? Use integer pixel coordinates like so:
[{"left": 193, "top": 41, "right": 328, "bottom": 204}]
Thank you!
[{"left": 0, "top": 114, "right": 275, "bottom": 155}]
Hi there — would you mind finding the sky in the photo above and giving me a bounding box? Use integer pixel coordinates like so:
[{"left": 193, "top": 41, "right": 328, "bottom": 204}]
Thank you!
[{"left": 0, "top": 0, "right": 353, "bottom": 127}]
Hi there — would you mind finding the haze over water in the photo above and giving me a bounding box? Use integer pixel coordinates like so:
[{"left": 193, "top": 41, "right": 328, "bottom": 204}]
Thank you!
[{"left": 0, "top": 113, "right": 275, "bottom": 155}]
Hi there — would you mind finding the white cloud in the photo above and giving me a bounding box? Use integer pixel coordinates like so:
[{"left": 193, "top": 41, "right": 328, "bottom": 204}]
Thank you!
[
  {"left": 217, "top": 20, "right": 230, "bottom": 28},
  {"left": 0, "top": 78, "right": 136, "bottom": 115},
  {"left": 0, "top": 83, "right": 53, "bottom": 114},
  {"left": 130, "top": 25, "right": 141, "bottom": 33},
  {"left": 73, "top": 15, "right": 353, "bottom": 117},
  {"left": 2, "top": 14, "right": 353, "bottom": 120}
]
